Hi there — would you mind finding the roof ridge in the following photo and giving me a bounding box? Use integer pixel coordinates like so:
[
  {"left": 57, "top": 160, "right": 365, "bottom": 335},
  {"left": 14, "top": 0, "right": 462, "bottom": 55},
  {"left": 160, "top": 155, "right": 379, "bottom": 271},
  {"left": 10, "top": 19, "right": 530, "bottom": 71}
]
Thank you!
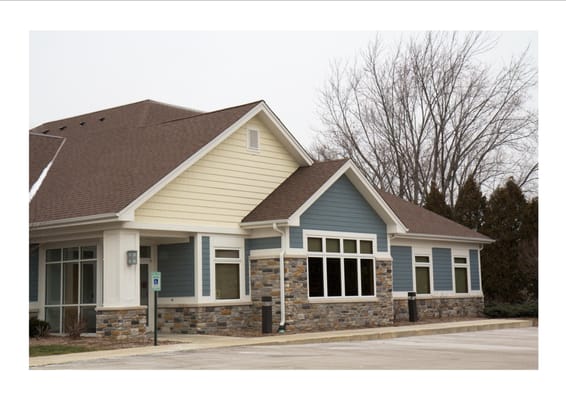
[
  {"left": 29, "top": 132, "right": 66, "bottom": 140},
  {"left": 30, "top": 99, "right": 153, "bottom": 131},
  {"left": 158, "top": 100, "right": 264, "bottom": 126},
  {"left": 311, "top": 158, "right": 349, "bottom": 165}
]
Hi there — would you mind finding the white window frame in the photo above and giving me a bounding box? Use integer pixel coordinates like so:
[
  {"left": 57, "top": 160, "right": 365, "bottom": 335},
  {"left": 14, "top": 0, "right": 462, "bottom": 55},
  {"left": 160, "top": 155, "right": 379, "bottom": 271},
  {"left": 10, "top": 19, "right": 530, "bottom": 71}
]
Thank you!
[
  {"left": 304, "top": 230, "right": 377, "bottom": 302},
  {"left": 209, "top": 235, "right": 248, "bottom": 303},
  {"left": 453, "top": 254, "right": 470, "bottom": 294},
  {"left": 247, "top": 128, "right": 260, "bottom": 152},
  {"left": 413, "top": 253, "right": 433, "bottom": 295},
  {"left": 43, "top": 244, "right": 99, "bottom": 334}
]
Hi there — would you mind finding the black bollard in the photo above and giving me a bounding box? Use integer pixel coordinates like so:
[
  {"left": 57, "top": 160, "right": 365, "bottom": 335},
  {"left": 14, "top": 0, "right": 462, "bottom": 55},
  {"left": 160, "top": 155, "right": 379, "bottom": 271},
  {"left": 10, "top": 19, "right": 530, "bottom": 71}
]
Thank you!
[
  {"left": 408, "top": 291, "right": 418, "bottom": 322},
  {"left": 261, "top": 296, "right": 272, "bottom": 334}
]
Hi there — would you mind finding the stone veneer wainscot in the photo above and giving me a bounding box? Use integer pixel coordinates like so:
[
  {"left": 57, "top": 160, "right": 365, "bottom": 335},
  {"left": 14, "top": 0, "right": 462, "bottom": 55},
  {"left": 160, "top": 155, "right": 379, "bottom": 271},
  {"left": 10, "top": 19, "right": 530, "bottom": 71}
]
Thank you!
[
  {"left": 393, "top": 296, "right": 484, "bottom": 321},
  {"left": 96, "top": 306, "right": 147, "bottom": 339}
]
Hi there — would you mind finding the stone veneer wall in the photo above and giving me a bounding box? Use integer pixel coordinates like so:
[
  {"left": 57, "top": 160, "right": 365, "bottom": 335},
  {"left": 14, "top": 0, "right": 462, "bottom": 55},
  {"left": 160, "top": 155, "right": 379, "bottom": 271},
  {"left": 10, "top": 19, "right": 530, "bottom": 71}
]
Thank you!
[
  {"left": 393, "top": 296, "right": 484, "bottom": 321},
  {"left": 274, "top": 257, "right": 394, "bottom": 333},
  {"left": 96, "top": 306, "right": 147, "bottom": 339},
  {"left": 158, "top": 304, "right": 258, "bottom": 336},
  {"left": 155, "top": 257, "right": 394, "bottom": 336}
]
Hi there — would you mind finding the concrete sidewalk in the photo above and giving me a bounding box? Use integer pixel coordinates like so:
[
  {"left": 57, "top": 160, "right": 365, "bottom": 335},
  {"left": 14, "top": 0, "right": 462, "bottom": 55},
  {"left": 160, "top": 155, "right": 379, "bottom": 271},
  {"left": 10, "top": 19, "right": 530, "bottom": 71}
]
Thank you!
[{"left": 29, "top": 318, "right": 533, "bottom": 368}]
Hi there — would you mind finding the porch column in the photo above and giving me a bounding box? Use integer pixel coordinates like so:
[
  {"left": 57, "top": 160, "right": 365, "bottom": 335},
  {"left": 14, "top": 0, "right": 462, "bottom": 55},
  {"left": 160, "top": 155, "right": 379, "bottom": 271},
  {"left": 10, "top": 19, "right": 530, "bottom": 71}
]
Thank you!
[
  {"left": 97, "top": 229, "right": 146, "bottom": 339},
  {"left": 102, "top": 229, "right": 140, "bottom": 306}
]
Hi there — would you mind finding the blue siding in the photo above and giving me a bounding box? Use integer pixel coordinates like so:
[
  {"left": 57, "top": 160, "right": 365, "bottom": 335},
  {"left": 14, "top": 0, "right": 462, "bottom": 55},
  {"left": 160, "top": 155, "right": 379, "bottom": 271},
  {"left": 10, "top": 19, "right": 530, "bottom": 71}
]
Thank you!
[
  {"left": 202, "top": 236, "right": 210, "bottom": 296},
  {"left": 469, "top": 249, "right": 481, "bottom": 291},
  {"left": 432, "top": 248, "right": 452, "bottom": 291},
  {"left": 245, "top": 236, "right": 282, "bottom": 295},
  {"left": 391, "top": 245, "right": 413, "bottom": 291},
  {"left": 289, "top": 175, "right": 388, "bottom": 251},
  {"left": 29, "top": 244, "right": 39, "bottom": 302},
  {"left": 157, "top": 242, "right": 195, "bottom": 297}
]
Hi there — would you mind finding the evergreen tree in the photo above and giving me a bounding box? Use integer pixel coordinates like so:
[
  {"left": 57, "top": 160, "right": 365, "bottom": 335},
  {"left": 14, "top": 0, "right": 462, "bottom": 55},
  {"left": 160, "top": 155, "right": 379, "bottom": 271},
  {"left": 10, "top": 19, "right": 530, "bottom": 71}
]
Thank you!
[
  {"left": 480, "top": 178, "right": 529, "bottom": 303},
  {"left": 517, "top": 197, "right": 538, "bottom": 300},
  {"left": 453, "top": 175, "right": 486, "bottom": 231},
  {"left": 423, "top": 181, "right": 452, "bottom": 219}
]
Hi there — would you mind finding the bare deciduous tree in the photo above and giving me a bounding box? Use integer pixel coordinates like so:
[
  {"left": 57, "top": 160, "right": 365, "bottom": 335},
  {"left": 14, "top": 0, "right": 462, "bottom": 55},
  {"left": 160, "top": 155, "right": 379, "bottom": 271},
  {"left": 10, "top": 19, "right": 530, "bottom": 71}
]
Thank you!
[{"left": 314, "top": 32, "right": 538, "bottom": 205}]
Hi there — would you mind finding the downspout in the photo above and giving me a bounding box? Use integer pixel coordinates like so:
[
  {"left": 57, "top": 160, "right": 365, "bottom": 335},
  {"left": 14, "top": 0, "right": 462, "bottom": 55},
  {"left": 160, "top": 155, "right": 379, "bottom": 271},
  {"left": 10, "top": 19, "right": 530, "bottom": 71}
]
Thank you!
[{"left": 272, "top": 222, "right": 286, "bottom": 333}]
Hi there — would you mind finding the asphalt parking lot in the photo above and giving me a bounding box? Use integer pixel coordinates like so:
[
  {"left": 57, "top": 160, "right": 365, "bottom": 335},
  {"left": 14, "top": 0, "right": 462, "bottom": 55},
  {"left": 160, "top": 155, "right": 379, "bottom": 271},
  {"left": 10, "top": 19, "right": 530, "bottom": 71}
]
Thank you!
[{"left": 32, "top": 327, "right": 538, "bottom": 370}]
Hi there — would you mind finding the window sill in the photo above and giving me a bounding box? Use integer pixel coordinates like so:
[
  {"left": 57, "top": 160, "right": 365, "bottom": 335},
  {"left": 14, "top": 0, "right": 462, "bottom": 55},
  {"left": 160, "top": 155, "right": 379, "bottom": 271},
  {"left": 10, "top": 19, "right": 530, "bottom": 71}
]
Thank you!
[
  {"left": 392, "top": 292, "right": 483, "bottom": 299},
  {"left": 308, "top": 296, "right": 378, "bottom": 304}
]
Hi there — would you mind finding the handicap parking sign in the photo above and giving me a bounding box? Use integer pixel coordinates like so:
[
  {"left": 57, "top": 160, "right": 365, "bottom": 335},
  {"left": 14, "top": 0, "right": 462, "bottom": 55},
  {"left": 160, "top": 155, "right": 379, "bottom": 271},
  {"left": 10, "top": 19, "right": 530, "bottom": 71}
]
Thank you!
[{"left": 151, "top": 272, "right": 161, "bottom": 291}]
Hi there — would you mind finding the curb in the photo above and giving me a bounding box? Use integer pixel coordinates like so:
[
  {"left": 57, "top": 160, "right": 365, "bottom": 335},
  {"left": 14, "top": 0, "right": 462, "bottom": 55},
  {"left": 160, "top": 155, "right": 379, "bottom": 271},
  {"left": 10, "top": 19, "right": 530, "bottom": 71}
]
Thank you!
[
  {"left": 29, "top": 319, "right": 533, "bottom": 368},
  {"left": 247, "top": 319, "right": 534, "bottom": 346}
]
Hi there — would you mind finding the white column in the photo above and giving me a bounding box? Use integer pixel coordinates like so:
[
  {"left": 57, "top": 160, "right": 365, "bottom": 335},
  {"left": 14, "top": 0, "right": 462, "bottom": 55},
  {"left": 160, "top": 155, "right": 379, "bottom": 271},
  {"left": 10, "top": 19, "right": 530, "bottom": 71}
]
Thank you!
[{"left": 102, "top": 229, "right": 140, "bottom": 307}]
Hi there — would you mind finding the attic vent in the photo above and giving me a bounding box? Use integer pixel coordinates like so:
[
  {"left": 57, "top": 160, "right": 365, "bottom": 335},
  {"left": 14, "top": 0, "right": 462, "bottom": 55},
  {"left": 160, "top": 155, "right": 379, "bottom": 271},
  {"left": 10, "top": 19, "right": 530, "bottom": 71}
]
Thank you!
[
  {"left": 59, "top": 126, "right": 67, "bottom": 131},
  {"left": 79, "top": 121, "right": 86, "bottom": 126},
  {"left": 99, "top": 117, "right": 105, "bottom": 122},
  {"left": 42, "top": 129, "right": 50, "bottom": 134},
  {"left": 247, "top": 129, "right": 260, "bottom": 151}
]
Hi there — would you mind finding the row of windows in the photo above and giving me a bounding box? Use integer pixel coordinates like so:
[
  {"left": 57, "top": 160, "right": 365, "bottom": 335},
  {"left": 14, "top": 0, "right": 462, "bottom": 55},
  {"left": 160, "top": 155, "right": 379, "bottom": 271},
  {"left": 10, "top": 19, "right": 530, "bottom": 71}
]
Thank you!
[
  {"left": 39, "top": 241, "right": 476, "bottom": 326},
  {"left": 307, "top": 236, "right": 376, "bottom": 298},
  {"left": 413, "top": 255, "right": 471, "bottom": 294}
]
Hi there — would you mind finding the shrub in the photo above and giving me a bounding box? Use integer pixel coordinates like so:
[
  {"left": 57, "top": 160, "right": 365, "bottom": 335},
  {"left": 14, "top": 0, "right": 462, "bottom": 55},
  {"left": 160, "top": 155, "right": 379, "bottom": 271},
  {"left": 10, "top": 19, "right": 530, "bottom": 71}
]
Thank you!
[
  {"left": 483, "top": 301, "right": 538, "bottom": 318},
  {"left": 29, "top": 318, "right": 50, "bottom": 338},
  {"left": 65, "top": 318, "right": 87, "bottom": 340}
]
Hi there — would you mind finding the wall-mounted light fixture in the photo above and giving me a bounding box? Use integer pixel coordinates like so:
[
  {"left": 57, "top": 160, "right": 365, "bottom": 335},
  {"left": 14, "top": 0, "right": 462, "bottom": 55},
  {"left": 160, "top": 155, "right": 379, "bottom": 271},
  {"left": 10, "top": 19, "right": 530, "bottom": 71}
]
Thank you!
[{"left": 127, "top": 250, "right": 138, "bottom": 266}]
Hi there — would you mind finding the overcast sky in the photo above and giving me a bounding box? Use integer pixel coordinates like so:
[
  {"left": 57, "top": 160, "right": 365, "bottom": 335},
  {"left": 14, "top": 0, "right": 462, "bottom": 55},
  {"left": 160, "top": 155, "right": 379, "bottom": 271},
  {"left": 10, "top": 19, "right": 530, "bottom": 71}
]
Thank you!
[{"left": 30, "top": 30, "right": 537, "bottom": 149}]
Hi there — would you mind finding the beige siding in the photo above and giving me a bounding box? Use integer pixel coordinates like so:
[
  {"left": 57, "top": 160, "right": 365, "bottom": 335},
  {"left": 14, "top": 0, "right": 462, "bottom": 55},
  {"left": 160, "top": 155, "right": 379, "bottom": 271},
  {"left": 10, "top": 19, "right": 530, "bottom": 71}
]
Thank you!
[{"left": 135, "top": 117, "right": 299, "bottom": 227}]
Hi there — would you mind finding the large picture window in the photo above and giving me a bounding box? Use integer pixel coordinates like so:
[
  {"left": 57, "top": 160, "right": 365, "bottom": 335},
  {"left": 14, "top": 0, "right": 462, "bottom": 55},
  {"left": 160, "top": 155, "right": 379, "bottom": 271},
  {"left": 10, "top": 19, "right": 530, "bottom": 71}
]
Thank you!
[
  {"left": 44, "top": 246, "right": 97, "bottom": 334},
  {"left": 307, "top": 235, "right": 375, "bottom": 298}
]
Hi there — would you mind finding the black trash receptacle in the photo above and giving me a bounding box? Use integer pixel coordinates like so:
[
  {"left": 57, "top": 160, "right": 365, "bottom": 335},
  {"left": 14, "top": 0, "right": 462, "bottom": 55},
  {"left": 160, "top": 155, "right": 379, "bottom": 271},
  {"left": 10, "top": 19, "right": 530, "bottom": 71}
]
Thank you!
[
  {"left": 408, "top": 291, "right": 418, "bottom": 322},
  {"left": 261, "top": 296, "right": 272, "bottom": 334}
]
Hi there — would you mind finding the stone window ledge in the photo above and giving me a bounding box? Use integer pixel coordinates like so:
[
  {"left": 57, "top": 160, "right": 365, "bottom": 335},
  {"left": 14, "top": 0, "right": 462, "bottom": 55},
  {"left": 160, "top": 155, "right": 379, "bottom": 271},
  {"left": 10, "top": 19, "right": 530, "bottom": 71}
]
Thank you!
[
  {"left": 308, "top": 297, "right": 379, "bottom": 304},
  {"left": 157, "top": 301, "right": 253, "bottom": 308},
  {"left": 95, "top": 306, "right": 148, "bottom": 312}
]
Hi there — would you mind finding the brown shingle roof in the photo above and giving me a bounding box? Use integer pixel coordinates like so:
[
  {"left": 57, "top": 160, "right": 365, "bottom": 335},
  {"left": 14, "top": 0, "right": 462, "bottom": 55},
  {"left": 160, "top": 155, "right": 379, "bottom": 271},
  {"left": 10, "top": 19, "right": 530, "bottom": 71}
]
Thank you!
[
  {"left": 29, "top": 134, "right": 65, "bottom": 189},
  {"left": 376, "top": 188, "right": 491, "bottom": 241},
  {"left": 242, "top": 159, "right": 349, "bottom": 223},
  {"left": 30, "top": 100, "right": 262, "bottom": 224},
  {"left": 243, "top": 158, "right": 490, "bottom": 241}
]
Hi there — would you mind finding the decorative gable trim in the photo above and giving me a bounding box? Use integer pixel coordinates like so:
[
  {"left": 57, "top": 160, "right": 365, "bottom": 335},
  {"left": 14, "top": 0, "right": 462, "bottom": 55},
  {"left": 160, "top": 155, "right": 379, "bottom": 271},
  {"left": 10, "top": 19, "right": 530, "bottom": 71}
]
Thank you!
[{"left": 288, "top": 161, "right": 407, "bottom": 234}]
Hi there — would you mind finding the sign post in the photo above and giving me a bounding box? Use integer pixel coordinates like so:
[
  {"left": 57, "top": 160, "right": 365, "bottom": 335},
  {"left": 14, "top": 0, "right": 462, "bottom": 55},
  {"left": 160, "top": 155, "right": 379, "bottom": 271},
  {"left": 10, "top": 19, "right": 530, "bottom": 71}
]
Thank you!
[{"left": 151, "top": 272, "right": 161, "bottom": 346}]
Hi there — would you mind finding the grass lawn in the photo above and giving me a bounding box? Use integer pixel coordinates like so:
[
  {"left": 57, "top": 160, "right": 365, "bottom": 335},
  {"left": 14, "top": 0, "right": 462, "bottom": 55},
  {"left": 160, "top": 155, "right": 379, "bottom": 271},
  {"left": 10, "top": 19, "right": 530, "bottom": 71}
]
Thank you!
[
  {"left": 29, "top": 335, "right": 179, "bottom": 358},
  {"left": 30, "top": 344, "right": 94, "bottom": 357}
]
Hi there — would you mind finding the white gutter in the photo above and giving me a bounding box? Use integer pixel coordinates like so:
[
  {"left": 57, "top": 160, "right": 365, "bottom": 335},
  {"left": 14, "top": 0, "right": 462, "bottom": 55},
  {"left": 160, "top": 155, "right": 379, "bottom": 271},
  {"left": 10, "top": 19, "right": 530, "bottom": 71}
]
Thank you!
[
  {"left": 272, "top": 222, "right": 286, "bottom": 333},
  {"left": 29, "top": 213, "right": 119, "bottom": 230},
  {"left": 394, "top": 232, "right": 495, "bottom": 244}
]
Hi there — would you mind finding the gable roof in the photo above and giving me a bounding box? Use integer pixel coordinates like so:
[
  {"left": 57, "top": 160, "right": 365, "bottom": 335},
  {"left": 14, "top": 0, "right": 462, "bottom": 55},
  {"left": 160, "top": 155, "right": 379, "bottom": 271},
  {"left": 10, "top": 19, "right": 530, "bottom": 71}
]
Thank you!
[
  {"left": 242, "top": 159, "right": 349, "bottom": 223},
  {"left": 242, "top": 159, "right": 406, "bottom": 233},
  {"left": 243, "top": 159, "right": 491, "bottom": 242},
  {"left": 29, "top": 99, "right": 264, "bottom": 224}
]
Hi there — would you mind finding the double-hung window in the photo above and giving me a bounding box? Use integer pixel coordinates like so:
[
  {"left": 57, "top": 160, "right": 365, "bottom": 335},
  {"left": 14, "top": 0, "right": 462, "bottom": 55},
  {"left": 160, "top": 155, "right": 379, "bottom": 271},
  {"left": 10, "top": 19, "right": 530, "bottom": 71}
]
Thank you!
[
  {"left": 414, "top": 255, "right": 431, "bottom": 294},
  {"left": 453, "top": 256, "right": 469, "bottom": 293},
  {"left": 307, "top": 235, "right": 375, "bottom": 299}
]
